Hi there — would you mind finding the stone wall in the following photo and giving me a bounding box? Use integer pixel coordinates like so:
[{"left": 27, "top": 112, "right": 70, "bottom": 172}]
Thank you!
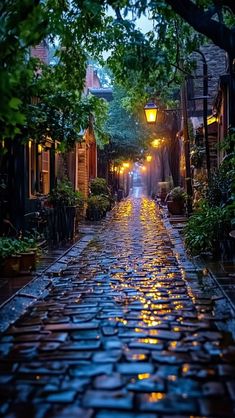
[{"left": 188, "top": 44, "right": 227, "bottom": 116}]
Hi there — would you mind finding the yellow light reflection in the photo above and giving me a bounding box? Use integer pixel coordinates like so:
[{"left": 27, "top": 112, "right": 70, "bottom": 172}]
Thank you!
[
  {"left": 148, "top": 392, "right": 165, "bottom": 402},
  {"left": 182, "top": 364, "right": 190, "bottom": 374},
  {"left": 138, "top": 338, "right": 159, "bottom": 344},
  {"left": 132, "top": 354, "right": 147, "bottom": 361},
  {"left": 138, "top": 373, "right": 150, "bottom": 380},
  {"left": 173, "top": 327, "right": 180, "bottom": 332}
]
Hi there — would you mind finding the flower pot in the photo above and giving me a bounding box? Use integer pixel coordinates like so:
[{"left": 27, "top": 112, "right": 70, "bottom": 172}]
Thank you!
[
  {"left": 19, "top": 252, "right": 36, "bottom": 272},
  {"left": 167, "top": 200, "right": 185, "bottom": 215},
  {"left": 1, "top": 255, "right": 21, "bottom": 277}
]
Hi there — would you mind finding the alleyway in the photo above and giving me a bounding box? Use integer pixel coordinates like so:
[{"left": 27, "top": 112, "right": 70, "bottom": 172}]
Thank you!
[{"left": 1, "top": 193, "right": 235, "bottom": 417}]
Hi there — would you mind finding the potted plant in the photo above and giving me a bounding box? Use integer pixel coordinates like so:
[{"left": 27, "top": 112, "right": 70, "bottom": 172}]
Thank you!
[
  {"left": 17, "top": 237, "right": 38, "bottom": 272},
  {"left": 90, "top": 177, "right": 113, "bottom": 210},
  {"left": 0, "top": 237, "right": 39, "bottom": 276},
  {"left": 166, "top": 187, "right": 187, "bottom": 215},
  {"left": 0, "top": 238, "right": 21, "bottom": 277}
]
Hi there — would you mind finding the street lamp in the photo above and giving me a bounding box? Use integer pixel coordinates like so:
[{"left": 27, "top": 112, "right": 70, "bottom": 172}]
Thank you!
[{"left": 144, "top": 101, "right": 158, "bottom": 123}]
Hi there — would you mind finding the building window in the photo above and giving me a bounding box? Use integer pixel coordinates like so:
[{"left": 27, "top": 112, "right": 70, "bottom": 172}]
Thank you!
[
  {"left": 40, "top": 150, "right": 50, "bottom": 194},
  {"left": 28, "top": 142, "right": 50, "bottom": 197}
]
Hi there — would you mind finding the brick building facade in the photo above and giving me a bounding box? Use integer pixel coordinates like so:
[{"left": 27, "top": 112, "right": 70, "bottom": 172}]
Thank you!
[{"left": 186, "top": 44, "right": 227, "bottom": 169}]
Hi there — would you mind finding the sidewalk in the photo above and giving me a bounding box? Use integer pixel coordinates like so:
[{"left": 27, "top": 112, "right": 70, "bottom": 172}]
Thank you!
[{"left": 0, "top": 195, "right": 235, "bottom": 417}]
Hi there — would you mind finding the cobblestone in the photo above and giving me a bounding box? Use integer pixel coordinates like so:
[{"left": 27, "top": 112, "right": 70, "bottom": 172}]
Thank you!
[{"left": 0, "top": 195, "right": 235, "bottom": 416}]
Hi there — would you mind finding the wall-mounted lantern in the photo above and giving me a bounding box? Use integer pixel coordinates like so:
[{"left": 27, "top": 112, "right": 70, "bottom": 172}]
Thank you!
[{"left": 144, "top": 101, "right": 158, "bottom": 123}]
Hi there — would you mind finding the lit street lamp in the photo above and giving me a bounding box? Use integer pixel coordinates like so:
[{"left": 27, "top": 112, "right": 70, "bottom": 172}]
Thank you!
[{"left": 144, "top": 101, "right": 158, "bottom": 123}]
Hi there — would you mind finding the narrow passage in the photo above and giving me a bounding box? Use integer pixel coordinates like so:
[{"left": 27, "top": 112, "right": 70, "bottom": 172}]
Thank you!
[{"left": 1, "top": 195, "right": 235, "bottom": 417}]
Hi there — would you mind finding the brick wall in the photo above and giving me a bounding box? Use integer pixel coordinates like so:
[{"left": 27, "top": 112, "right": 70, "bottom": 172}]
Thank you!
[
  {"left": 84, "top": 65, "right": 101, "bottom": 94},
  {"left": 31, "top": 41, "right": 49, "bottom": 64}
]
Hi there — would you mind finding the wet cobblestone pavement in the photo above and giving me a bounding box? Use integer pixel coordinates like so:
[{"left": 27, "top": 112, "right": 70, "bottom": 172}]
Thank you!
[{"left": 1, "top": 196, "right": 235, "bottom": 417}]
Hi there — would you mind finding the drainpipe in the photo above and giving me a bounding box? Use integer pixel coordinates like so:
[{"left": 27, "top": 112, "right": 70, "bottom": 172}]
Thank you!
[
  {"left": 181, "top": 78, "right": 193, "bottom": 214},
  {"left": 194, "top": 50, "right": 210, "bottom": 178}
]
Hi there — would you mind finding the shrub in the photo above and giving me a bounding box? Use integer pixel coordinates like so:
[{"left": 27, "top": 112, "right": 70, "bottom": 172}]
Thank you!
[
  {"left": 86, "top": 195, "right": 110, "bottom": 221},
  {"left": 49, "top": 178, "right": 85, "bottom": 208},
  {"left": 207, "top": 157, "right": 234, "bottom": 207},
  {"left": 90, "top": 177, "right": 110, "bottom": 196},
  {"left": 184, "top": 201, "right": 231, "bottom": 256}
]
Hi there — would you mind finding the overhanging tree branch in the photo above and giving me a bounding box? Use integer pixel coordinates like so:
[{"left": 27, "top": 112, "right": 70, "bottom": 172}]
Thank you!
[
  {"left": 165, "top": 0, "right": 235, "bottom": 56},
  {"left": 222, "top": 0, "right": 235, "bottom": 15}
]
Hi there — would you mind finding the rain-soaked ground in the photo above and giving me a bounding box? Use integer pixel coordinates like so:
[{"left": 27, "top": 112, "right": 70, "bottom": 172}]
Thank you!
[{"left": 1, "top": 190, "right": 235, "bottom": 417}]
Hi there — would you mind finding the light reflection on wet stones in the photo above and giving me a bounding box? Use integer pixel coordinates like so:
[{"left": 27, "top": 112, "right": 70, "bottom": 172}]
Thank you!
[{"left": 1, "top": 196, "right": 235, "bottom": 416}]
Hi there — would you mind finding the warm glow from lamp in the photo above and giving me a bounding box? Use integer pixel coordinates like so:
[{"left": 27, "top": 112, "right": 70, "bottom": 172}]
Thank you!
[
  {"left": 144, "top": 102, "right": 158, "bottom": 123},
  {"left": 38, "top": 144, "right": 43, "bottom": 153},
  {"left": 207, "top": 115, "right": 218, "bottom": 125},
  {"left": 151, "top": 138, "right": 162, "bottom": 148},
  {"left": 141, "top": 165, "right": 147, "bottom": 172},
  {"left": 146, "top": 155, "right": 152, "bottom": 162},
  {"left": 123, "top": 162, "right": 130, "bottom": 168},
  {"left": 28, "top": 140, "right": 32, "bottom": 149}
]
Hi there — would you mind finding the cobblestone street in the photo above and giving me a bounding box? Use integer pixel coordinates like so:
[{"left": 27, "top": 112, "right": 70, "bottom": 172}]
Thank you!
[{"left": 1, "top": 194, "right": 235, "bottom": 417}]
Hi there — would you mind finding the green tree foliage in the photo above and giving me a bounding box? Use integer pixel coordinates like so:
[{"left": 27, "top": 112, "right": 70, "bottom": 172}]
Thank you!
[
  {"left": 2, "top": 0, "right": 235, "bottom": 145},
  {"left": 0, "top": 0, "right": 112, "bottom": 141},
  {"left": 0, "top": 0, "right": 48, "bottom": 138},
  {"left": 105, "top": 86, "right": 151, "bottom": 160},
  {"left": 25, "top": 73, "right": 109, "bottom": 150},
  {"left": 164, "top": 0, "right": 235, "bottom": 58}
]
